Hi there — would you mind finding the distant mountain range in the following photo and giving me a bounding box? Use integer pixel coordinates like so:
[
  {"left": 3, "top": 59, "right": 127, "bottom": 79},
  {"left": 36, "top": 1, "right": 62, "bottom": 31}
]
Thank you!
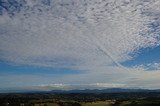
[
  {"left": 1, "top": 88, "right": 160, "bottom": 94},
  {"left": 49, "top": 88, "right": 160, "bottom": 93}
]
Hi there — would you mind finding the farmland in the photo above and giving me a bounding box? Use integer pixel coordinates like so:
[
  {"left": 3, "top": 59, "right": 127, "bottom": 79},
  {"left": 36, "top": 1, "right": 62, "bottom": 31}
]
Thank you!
[{"left": 1, "top": 92, "right": 160, "bottom": 106}]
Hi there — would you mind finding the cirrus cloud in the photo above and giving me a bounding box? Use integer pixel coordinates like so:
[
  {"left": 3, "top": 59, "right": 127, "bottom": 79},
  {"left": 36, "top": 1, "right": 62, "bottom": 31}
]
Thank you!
[{"left": 0, "top": 0, "right": 160, "bottom": 70}]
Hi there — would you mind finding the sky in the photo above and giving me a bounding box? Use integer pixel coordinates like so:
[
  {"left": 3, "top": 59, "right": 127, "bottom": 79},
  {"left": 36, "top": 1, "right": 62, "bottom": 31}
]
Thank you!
[{"left": 0, "top": 0, "right": 160, "bottom": 92}]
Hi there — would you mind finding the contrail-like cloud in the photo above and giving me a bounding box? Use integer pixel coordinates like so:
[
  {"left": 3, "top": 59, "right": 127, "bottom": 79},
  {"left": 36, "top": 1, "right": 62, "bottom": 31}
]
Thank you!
[{"left": 0, "top": 0, "right": 160, "bottom": 70}]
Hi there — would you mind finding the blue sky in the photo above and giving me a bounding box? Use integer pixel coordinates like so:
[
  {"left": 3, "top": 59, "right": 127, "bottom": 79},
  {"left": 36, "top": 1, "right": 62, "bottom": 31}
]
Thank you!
[
  {"left": 0, "top": 0, "right": 160, "bottom": 92},
  {"left": 122, "top": 46, "right": 160, "bottom": 67}
]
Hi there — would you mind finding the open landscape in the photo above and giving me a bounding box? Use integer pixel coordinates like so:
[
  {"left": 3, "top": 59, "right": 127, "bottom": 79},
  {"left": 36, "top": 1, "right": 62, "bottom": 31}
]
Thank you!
[
  {"left": 1, "top": 0, "right": 160, "bottom": 106},
  {"left": 1, "top": 89, "right": 160, "bottom": 106}
]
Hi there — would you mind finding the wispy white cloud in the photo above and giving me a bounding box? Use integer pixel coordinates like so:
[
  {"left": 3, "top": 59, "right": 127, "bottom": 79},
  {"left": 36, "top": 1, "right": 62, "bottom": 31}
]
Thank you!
[
  {"left": 35, "top": 83, "right": 126, "bottom": 90},
  {"left": 132, "top": 62, "right": 160, "bottom": 71},
  {"left": 1, "top": 66, "right": 160, "bottom": 90},
  {"left": 32, "top": 66, "right": 160, "bottom": 90},
  {"left": 0, "top": 0, "right": 159, "bottom": 69}
]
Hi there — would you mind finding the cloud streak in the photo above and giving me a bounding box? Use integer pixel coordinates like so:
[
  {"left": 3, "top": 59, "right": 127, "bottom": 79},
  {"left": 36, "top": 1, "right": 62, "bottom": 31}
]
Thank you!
[
  {"left": 0, "top": 0, "right": 160, "bottom": 90},
  {"left": 0, "top": 0, "right": 159, "bottom": 70}
]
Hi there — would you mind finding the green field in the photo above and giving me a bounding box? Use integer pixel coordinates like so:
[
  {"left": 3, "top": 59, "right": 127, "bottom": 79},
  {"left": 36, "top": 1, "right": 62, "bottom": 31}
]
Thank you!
[
  {"left": 82, "top": 100, "right": 115, "bottom": 106},
  {"left": 18, "top": 99, "right": 160, "bottom": 106}
]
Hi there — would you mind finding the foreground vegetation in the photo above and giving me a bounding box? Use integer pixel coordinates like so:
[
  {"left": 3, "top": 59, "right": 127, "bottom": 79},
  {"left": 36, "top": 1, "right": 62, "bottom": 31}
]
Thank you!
[{"left": 1, "top": 92, "right": 160, "bottom": 106}]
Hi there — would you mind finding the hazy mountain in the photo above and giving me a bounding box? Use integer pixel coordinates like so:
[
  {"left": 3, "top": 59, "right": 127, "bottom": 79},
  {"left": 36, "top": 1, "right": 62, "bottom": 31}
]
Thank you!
[{"left": 49, "top": 88, "right": 160, "bottom": 93}]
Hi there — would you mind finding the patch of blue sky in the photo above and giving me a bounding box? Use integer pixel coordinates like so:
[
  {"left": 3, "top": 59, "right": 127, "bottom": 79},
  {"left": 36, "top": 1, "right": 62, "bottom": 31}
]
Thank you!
[
  {"left": 122, "top": 45, "right": 160, "bottom": 67},
  {"left": 0, "top": 0, "right": 25, "bottom": 15},
  {"left": 0, "top": 62, "right": 82, "bottom": 75},
  {"left": 0, "top": 0, "right": 51, "bottom": 16}
]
